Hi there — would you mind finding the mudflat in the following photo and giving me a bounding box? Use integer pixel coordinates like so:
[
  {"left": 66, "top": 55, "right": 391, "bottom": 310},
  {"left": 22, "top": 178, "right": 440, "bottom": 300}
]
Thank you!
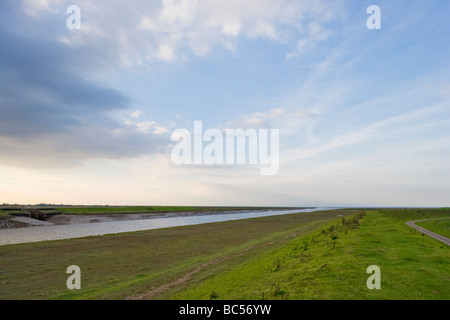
[{"left": 45, "top": 209, "right": 297, "bottom": 225}]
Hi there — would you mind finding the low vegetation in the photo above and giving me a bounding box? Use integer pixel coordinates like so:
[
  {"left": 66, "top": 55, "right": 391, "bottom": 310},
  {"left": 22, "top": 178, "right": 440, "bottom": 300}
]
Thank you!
[
  {"left": 415, "top": 219, "right": 450, "bottom": 238},
  {"left": 168, "top": 209, "right": 449, "bottom": 300},
  {"left": 0, "top": 209, "right": 352, "bottom": 299},
  {"left": 0, "top": 212, "right": 11, "bottom": 220},
  {"left": 0, "top": 208, "right": 448, "bottom": 300}
]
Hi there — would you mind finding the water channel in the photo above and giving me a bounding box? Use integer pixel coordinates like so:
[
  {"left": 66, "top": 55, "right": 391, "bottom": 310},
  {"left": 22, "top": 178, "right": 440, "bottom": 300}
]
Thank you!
[{"left": 0, "top": 208, "right": 335, "bottom": 246}]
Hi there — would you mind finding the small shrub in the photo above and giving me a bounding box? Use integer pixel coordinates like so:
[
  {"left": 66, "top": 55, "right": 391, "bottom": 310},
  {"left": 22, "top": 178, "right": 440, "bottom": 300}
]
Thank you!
[
  {"left": 272, "top": 257, "right": 281, "bottom": 272},
  {"left": 271, "top": 283, "right": 287, "bottom": 297},
  {"left": 303, "top": 240, "right": 309, "bottom": 251},
  {"left": 209, "top": 291, "right": 219, "bottom": 300}
]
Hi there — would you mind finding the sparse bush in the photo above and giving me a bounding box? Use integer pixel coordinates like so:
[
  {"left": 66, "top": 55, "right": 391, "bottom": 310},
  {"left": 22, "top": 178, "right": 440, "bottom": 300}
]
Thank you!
[
  {"left": 303, "top": 240, "right": 309, "bottom": 251},
  {"left": 209, "top": 291, "right": 218, "bottom": 300},
  {"left": 272, "top": 257, "right": 281, "bottom": 272},
  {"left": 271, "top": 282, "right": 287, "bottom": 297}
]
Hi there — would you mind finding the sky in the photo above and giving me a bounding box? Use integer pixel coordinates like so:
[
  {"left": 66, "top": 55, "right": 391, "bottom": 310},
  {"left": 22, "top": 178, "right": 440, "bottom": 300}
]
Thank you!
[{"left": 0, "top": 0, "right": 449, "bottom": 207}]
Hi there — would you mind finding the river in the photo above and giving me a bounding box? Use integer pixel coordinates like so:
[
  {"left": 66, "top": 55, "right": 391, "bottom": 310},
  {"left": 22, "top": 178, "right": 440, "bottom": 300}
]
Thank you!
[{"left": 0, "top": 208, "right": 335, "bottom": 246}]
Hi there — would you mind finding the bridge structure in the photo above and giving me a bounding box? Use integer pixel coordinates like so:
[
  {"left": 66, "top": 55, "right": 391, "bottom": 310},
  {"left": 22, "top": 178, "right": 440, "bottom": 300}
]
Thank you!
[{"left": 0, "top": 206, "right": 62, "bottom": 221}]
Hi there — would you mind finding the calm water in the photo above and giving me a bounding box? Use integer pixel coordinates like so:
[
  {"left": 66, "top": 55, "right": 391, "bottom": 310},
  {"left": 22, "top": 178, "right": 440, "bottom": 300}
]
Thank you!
[{"left": 0, "top": 208, "right": 334, "bottom": 246}]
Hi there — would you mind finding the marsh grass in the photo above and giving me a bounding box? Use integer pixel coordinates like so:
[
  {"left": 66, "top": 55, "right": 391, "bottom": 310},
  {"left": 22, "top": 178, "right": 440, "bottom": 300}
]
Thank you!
[
  {"left": 1, "top": 208, "right": 447, "bottom": 300},
  {"left": 170, "top": 209, "right": 449, "bottom": 300},
  {"left": 0, "top": 209, "right": 353, "bottom": 299}
]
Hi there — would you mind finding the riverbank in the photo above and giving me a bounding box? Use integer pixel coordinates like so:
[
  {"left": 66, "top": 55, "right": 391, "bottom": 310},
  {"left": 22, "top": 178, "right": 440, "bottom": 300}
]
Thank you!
[
  {"left": 169, "top": 208, "right": 450, "bottom": 300},
  {"left": 0, "top": 206, "right": 310, "bottom": 229},
  {"left": 45, "top": 209, "right": 303, "bottom": 226},
  {"left": 0, "top": 208, "right": 327, "bottom": 245},
  {"left": 0, "top": 209, "right": 353, "bottom": 299},
  {"left": 1, "top": 208, "right": 447, "bottom": 300}
]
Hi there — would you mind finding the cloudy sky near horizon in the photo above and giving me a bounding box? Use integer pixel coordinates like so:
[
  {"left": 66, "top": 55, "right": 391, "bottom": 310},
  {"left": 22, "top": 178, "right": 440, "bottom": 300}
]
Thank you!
[{"left": 1, "top": 0, "right": 449, "bottom": 207}]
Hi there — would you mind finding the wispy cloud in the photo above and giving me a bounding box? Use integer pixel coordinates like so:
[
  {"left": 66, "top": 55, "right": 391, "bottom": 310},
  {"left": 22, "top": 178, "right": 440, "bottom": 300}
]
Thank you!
[
  {"left": 19, "top": 0, "right": 342, "bottom": 66},
  {"left": 1, "top": 0, "right": 449, "bottom": 206}
]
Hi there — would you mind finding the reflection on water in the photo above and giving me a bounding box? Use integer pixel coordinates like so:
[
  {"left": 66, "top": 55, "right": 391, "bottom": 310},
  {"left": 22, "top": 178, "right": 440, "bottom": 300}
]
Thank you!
[{"left": 0, "top": 208, "right": 334, "bottom": 246}]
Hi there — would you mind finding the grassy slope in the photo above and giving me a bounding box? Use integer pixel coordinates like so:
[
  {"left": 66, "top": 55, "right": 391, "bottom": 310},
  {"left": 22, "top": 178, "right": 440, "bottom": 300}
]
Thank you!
[
  {"left": 415, "top": 219, "right": 450, "bottom": 238},
  {"left": 0, "top": 209, "right": 353, "bottom": 300},
  {"left": 1, "top": 208, "right": 448, "bottom": 300},
  {"left": 0, "top": 212, "right": 10, "bottom": 220},
  {"left": 169, "top": 209, "right": 450, "bottom": 300}
]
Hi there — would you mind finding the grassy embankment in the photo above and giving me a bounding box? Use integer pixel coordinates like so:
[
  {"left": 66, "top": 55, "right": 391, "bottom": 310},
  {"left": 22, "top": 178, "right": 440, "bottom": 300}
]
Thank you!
[
  {"left": 168, "top": 208, "right": 450, "bottom": 300},
  {"left": 0, "top": 208, "right": 448, "bottom": 300},
  {"left": 0, "top": 212, "right": 10, "bottom": 220},
  {"left": 415, "top": 218, "right": 450, "bottom": 238},
  {"left": 0, "top": 209, "right": 353, "bottom": 300}
]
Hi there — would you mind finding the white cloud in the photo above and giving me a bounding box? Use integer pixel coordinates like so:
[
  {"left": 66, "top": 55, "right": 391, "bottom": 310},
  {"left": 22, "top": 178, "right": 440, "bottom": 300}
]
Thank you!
[
  {"left": 130, "top": 110, "right": 143, "bottom": 118},
  {"left": 20, "top": 0, "right": 340, "bottom": 66},
  {"left": 153, "top": 126, "right": 171, "bottom": 135},
  {"left": 135, "top": 121, "right": 157, "bottom": 133},
  {"left": 287, "top": 21, "right": 334, "bottom": 58},
  {"left": 156, "top": 43, "right": 177, "bottom": 62},
  {"left": 120, "top": 110, "right": 171, "bottom": 136},
  {"left": 283, "top": 100, "right": 450, "bottom": 166},
  {"left": 226, "top": 107, "right": 318, "bottom": 133},
  {"left": 21, "top": 0, "right": 60, "bottom": 16}
]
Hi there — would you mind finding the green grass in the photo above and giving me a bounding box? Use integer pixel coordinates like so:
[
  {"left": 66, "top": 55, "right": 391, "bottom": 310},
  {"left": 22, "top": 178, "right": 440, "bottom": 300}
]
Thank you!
[
  {"left": 0, "top": 212, "right": 11, "bottom": 220},
  {"left": 415, "top": 219, "right": 450, "bottom": 238},
  {"left": 0, "top": 209, "right": 353, "bottom": 299},
  {"left": 168, "top": 209, "right": 450, "bottom": 300},
  {"left": 1, "top": 208, "right": 448, "bottom": 300}
]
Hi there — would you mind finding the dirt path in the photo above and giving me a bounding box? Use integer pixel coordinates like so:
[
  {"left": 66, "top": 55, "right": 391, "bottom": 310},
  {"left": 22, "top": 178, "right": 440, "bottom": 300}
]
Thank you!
[
  {"left": 125, "top": 239, "right": 280, "bottom": 300},
  {"left": 126, "top": 256, "right": 230, "bottom": 300},
  {"left": 125, "top": 227, "right": 309, "bottom": 300},
  {"left": 406, "top": 218, "right": 450, "bottom": 246}
]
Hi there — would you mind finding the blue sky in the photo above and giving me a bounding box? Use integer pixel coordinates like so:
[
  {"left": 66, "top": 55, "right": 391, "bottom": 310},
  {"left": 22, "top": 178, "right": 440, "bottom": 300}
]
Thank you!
[{"left": 0, "top": 0, "right": 449, "bottom": 206}]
